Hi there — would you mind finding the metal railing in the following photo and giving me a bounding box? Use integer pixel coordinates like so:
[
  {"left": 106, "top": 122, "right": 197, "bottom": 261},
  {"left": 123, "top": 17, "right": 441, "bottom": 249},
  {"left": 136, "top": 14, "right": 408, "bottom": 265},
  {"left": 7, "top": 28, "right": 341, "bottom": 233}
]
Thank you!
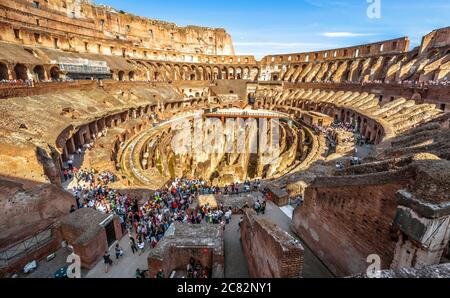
[{"left": 0, "top": 226, "right": 54, "bottom": 268}]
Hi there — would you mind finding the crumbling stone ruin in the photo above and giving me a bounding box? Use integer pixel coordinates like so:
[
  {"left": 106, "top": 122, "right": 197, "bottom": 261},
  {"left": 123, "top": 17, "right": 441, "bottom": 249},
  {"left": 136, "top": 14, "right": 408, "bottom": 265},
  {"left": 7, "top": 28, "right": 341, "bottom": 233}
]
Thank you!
[
  {"left": 147, "top": 223, "right": 224, "bottom": 278},
  {"left": 240, "top": 209, "right": 304, "bottom": 278},
  {"left": 0, "top": 0, "right": 449, "bottom": 279}
]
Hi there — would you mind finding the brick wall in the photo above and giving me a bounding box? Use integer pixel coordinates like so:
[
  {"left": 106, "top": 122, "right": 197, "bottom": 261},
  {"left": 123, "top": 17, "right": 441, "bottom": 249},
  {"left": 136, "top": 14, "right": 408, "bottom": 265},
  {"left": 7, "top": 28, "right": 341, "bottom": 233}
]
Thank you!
[
  {"left": 148, "top": 247, "right": 215, "bottom": 278},
  {"left": 240, "top": 209, "right": 303, "bottom": 278},
  {"left": 292, "top": 172, "right": 411, "bottom": 277},
  {"left": 72, "top": 229, "right": 107, "bottom": 270}
]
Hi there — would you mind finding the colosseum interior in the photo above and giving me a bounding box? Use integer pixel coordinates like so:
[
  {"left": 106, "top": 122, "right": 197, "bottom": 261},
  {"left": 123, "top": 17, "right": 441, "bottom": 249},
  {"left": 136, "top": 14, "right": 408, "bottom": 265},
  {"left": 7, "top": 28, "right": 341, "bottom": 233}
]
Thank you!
[{"left": 0, "top": 0, "right": 449, "bottom": 279}]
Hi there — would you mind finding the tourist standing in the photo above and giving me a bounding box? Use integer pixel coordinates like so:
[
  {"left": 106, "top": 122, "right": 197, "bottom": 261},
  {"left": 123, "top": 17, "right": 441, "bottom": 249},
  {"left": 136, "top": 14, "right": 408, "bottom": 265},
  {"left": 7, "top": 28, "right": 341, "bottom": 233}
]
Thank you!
[
  {"left": 103, "top": 251, "right": 113, "bottom": 273},
  {"left": 129, "top": 236, "right": 138, "bottom": 254},
  {"left": 261, "top": 201, "right": 266, "bottom": 215},
  {"left": 225, "top": 207, "right": 232, "bottom": 224},
  {"left": 115, "top": 243, "right": 123, "bottom": 260},
  {"left": 138, "top": 239, "right": 145, "bottom": 256}
]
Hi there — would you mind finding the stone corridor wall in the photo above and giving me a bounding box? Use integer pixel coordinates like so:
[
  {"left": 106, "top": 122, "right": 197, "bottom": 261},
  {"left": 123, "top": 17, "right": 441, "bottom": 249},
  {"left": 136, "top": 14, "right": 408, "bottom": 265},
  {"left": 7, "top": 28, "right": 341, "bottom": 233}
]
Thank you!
[
  {"left": 240, "top": 209, "right": 304, "bottom": 278},
  {"left": 292, "top": 171, "right": 413, "bottom": 277}
]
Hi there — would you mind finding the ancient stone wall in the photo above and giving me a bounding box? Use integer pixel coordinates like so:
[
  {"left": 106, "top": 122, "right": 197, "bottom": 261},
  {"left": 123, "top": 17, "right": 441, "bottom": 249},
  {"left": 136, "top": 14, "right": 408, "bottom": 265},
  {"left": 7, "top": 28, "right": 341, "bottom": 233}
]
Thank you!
[
  {"left": 0, "top": 179, "right": 75, "bottom": 249},
  {"left": 256, "top": 87, "right": 444, "bottom": 144},
  {"left": 240, "top": 209, "right": 304, "bottom": 278},
  {"left": 59, "top": 224, "right": 107, "bottom": 269},
  {"left": 147, "top": 223, "right": 224, "bottom": 278},
  {"left": 420, "top": 26, "right": 450, "bottom": 54},
  {"left": 58, "top": 209, "right": 123, "bottom": 269},
  {"left": 292, "top": 171, "right": 413, "bottom": 277},
  {"left": 148, "top": 246, "right": 216, "bottom": 278},
  {"left": 1, "top": 0, "right": 235, "bottom": 56},
  {"left": 283, "top": 82, "right": 450, "bottom": 111},
  {"left": 258, "top": 27, "right": 450, "bottom": 109},
  {"left": 261, "top": 37, "right": 410, "bottom": 64}
]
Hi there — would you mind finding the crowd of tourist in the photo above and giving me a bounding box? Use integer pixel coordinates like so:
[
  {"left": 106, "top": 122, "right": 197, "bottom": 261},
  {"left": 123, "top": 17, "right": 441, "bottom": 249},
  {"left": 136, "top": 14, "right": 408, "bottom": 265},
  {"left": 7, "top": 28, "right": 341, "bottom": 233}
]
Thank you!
[
  {"left": 390, "top": 79, "right": 449, "bottom": 87},
  {"left": 308, "top": 78, "right": 449, "bottom": 87},
  {"left": 0, "top": 77, "right": 75, "bottom": 88},
  {"left": 66, "top": 165, "right": 268, "bottom": 277},
  {"left": 0, "top": 79, "right": 34, "bottom": 87},
  {"left": 314, "top": 120, "right": 376, "bottom": 148},
  {"left": 187, "top": 257, "right": 210, "bottom": 278}
]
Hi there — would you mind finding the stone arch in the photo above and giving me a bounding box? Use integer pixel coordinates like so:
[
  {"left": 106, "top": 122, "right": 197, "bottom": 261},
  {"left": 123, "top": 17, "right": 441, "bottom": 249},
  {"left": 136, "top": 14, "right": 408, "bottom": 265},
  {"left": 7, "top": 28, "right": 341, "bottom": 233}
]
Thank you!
[
  {"left": 356, "top": 116, "right": 362, "bottom": 130},
  {"left": 340, "top": 64, "right": 351, "bottom": 82},
  {"left": 165, "top": 63, "right": 174, "bottom": 81},
  {"left": 142, "top": 63, "right": 153, "bottom": 81},
  {"left": 135, "top": 61, "right": 149, "bottom": 80},
  {"left": 197, "top": 66, "right": 205, "bottom": 81},
  {"left": 361, "top": 118, "right": 368, "bottom": 136},
  {"left": 411, "top": 93, "right": 422, "bottom": 103},
  {"left": 173, "top": 64, "right": 181, "bottom": 81},
  {"left": 118, "top": 71, "right": 125, "bottom": 81},
  {"left": 190, "top": 65, "right": 198, "bottom": 81},
  {"left": 354, "top": 60, "right": 365, "bottom": 82},
  {"left": 340, "top": 109, "right": 346, "bottom": 121},
  {"left": 243, "top": 67, "right": 250, "bottom": 80},
  {"left": 33, "top": 65, "right": 45, "bottom": 81},
  {"left": 250, "top": 67, "right": 259, "bottom": 81},
  {"left": 50, "top": 66, "right": 60, "bottom": 81},
  {"left": 236, "top": 67, "right": 243, "bottom": 79},
  {"left": 156, "top": 63, "right": 168, "bottom": 81},
  {"left": 205, "top": 66, "right": 212, "bottom": 80},
  {"left": 181, "top": 65, "right": 189, "bottom": 80},
  {"left": 128, "top": 71, "right": 135, "bottom": 81},
  {"left": 154, "top": 70, "right": 161, "bottom": 81},
  {"left": 228, "top": 67, "right": 235, "bottom": 79},
  {"left": 213, "top": 66, "right": 220, "bottom": 80},
  {"left": 221, "top": 67, "right": 228, "bottom": 79},
  {"left": 375, "top": 128, "right": 383, "bottom": 144},
  {"left": 14, "top": 63, "right": 28, "bottom": 81},
  {"left": 0, "top": 62, "right": 8, "bottom": 80}
]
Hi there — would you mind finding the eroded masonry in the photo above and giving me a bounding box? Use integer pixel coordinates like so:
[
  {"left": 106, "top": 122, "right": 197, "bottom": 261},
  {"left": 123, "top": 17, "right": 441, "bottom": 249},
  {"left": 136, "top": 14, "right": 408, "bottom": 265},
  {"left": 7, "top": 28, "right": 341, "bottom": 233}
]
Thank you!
[{"left": 0, "top": 0, "right": 449, "bottom": 278}]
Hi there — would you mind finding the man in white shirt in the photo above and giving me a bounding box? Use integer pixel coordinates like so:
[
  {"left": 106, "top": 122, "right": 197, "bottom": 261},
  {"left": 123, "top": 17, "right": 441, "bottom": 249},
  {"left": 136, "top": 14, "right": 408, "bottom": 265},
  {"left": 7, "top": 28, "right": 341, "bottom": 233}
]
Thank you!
[{"left": 225, "top": 208, "right": 232, "bottom": 224}]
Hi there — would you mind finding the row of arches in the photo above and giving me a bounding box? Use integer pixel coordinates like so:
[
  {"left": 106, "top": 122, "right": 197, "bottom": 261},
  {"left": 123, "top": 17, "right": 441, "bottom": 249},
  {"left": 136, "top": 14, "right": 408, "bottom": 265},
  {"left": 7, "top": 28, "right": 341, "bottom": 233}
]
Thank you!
[
  {"left": 116, "top": 70, "right": 135, "bottom": 81},
  {"left": 279, "top": 55, "right": 402, "bottom": 84},
  {"left": 58, "top": 95, "right": 213, "bottom": 164},
  {"left": 256, "top": 94, "right": 385, "bottom": 145},
  {"left": 0, "top": 62, "right": 60, "bottom": 81},
  {"left": 112, "top": 61, "right": 261, "bottom": 82},
  {"left": 277, "top": 47, "right": 450, "bottom": 84},
  {"left": 1, "top": 60, "right": 260, "bottom": 83}
]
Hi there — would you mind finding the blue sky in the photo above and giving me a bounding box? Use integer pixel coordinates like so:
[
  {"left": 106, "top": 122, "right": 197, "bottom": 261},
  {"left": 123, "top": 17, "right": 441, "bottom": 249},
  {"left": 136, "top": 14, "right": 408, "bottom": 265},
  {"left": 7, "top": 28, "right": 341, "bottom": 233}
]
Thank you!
[{"left": 95, "top": 0, "right": 450, "bottom": 59}]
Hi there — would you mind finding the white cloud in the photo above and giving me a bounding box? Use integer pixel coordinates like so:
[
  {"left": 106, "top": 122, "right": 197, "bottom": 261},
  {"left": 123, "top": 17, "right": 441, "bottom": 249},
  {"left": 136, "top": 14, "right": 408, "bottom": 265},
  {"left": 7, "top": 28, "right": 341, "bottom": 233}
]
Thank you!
[{"left": 320, "top": 32, "right": 377, "bottom": 37}]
